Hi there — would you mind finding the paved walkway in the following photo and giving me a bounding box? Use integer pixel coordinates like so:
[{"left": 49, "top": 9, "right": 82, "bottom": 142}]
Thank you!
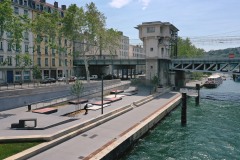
[
  {"left": 27, "top": 92, "right": 181, "bottom": 160},
  {"left": 1, "top": 83, "right": 181, "bottom": 160}
]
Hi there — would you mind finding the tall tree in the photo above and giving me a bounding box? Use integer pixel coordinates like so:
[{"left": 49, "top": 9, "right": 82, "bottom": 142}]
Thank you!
[
  {"left": 61, "top": 3, "right": 120, "bottom": 83},
  {"left": 0, "top": 0, "right": 13, "bottom": 39},
  {"left": 71, "top": 80, "right": 84, "bottom": 111},
  {"left": 177, "top": 37, "right": 204, "bottom": 58}
]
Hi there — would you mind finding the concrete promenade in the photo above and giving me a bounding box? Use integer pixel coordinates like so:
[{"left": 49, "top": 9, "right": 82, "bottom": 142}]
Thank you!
[{"left": 2, "top": 84, "right": 181, "bottom": 160}]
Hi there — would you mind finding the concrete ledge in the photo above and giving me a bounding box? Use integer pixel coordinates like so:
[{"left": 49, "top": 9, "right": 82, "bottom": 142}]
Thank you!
[{"left": 89, "top": 94, "right": 181, "bottom": 160}]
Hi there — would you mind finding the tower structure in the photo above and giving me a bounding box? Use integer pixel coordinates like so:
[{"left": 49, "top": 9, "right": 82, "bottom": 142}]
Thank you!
[{"left": 135, "top": 21, "right": 178, "bottom": 86}]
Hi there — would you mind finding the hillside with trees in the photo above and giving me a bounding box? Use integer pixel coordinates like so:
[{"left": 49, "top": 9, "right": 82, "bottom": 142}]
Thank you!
[{"left": 205, "top": 47, "right": 240, "bottom": 58}]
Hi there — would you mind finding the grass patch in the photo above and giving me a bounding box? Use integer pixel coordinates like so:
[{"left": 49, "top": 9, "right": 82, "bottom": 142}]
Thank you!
[{"left": 0, "top": 142, "right": 40, "bottom": 159}]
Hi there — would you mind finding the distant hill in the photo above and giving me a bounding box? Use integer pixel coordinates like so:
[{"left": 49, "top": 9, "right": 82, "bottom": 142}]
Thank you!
[{"left": 205, "top": 47, "right": 240, "bottom": 58}]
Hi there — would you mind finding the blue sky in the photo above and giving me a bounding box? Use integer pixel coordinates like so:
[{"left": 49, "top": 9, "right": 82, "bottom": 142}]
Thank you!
[{"left": 47, "top": 0, "right": 240, "bottom": 51}]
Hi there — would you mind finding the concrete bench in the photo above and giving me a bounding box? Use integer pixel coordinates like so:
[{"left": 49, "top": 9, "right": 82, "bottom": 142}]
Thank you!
[{"left": 11, "top": 118, "right": 37, "bottom": 129}]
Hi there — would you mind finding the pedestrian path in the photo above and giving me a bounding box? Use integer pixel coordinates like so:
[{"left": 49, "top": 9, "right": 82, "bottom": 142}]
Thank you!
[{"left": 3, "top": 85, "right": 181, "bottom": 160}]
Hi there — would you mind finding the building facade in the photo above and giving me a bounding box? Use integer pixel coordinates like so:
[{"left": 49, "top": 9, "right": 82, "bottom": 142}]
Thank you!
[
  {"left": 135, "top": 21, "right": 178, "bottom": 85},
  {"left": 129, "top": 44, "right": 146, "bottom": 74},
  {"left": 31, "top": 1, "right": 73, "bottom": 79},
  {"left": 0, "top": 0, "right": 34, "bottom": 83}
]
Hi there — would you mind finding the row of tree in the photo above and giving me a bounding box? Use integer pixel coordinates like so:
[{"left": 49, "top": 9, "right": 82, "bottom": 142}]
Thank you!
[{"left": 0, "top": 0, "right": 121, "bottom": 82}]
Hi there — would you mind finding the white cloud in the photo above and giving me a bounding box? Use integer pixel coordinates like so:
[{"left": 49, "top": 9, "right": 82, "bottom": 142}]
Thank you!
[
  {"left": 139, "top": 0, "right": 151, "bottom": 10},
  {"left": 109, "top": 0, "right": 132, "bottom": 8}
]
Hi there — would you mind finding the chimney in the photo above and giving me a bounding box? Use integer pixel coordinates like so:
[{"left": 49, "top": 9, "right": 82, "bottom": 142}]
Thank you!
[
  {"left": 40, "top": 0, "right": 46, "bottom": 3},
  {"left": 61, "top": 5, "right": 66, "bottom": 10},
  {"left": 54, "top": 1, "right": 58, "bottom": 8}
]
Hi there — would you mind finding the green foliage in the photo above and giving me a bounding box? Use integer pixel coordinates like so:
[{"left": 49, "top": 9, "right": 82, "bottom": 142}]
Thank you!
[
  {"left": 0, "top": 142, "right": 40, "bottom": 160},
  {"left": 206, "top": 47, "right": 240, "bottom": 58},
  {"left": 192, "top": 72, "right": 203, "bottom": 80},
  {"left": 151, "top": 75, "right": 159, "bottom": 87},
  {"left": 71, "top": 80, "right": 84, "bottom": 99},
  {"left": 15, "top": 53, "right": 32, "bottom": 70},
  {"left": 0, "top": 0, "right": 13, "bottom": 38},
  {"left": 177, "top": 37, "right": 205, "bottom": 58},
  {"left": 61, "top": 2, "right": 120, "bottom": 82},
  {"left": 0, "top": 0, "right": 29, "bottom": 50},
  {"left": 32, "top": 65, "right": 42, "bottom": 80}
]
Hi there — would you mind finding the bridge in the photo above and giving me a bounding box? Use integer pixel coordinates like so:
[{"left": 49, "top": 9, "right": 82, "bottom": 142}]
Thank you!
[
  {"left": 171, "top": 58, "right": 240, "bottom": 75},
  {"left": 74, "top": 58, "right": 240, "bottom": 75},
  {"left": 73, "top": 59, "right": 145, "bottom": 66}
]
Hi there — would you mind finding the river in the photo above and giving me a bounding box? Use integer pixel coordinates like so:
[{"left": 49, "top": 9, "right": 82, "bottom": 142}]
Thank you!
[{"left": 121, "top": 78, "right": 240, "bottom": 160}]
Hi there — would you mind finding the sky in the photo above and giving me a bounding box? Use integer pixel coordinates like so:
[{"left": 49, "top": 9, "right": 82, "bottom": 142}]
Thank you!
[{"left": 47, "top": 0, "right": 240, "bottom": 51}]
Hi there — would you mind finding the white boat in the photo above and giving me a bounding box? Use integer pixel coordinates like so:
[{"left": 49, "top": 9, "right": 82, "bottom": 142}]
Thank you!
[{"left": 204, "top": 74, "right": 223, "bottom": 88}]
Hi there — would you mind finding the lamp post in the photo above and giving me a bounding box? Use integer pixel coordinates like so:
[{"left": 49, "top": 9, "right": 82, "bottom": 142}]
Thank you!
[{"left": 101, "top": 75, "right": 103, "bottom": 114}]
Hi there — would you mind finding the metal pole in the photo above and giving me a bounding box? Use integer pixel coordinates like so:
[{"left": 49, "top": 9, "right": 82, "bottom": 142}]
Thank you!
[
  {"left": 181, "top": 93, "right": 187, "bottom": 126},
  {"left": 195, "top": 84, "right": 200, "bottom": 106},
  {"left": 101, "top": 75, "right": 103, "bottom": 114}
]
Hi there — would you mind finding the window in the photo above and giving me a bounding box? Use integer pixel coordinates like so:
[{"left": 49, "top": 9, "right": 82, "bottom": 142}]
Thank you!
[
  {"left": 64, "top": 39, "right": 67, "bottom": 45},
  {"left": 37, "top": 45, "right": 40, "bottom": 54},
  {"left": 150, "top": 48, "right": 153, "bottom": 51},
  {"left": 37, "top": 58, "right": 41, "bottom": 66},
  {"left": 0, "top": 56, "right": 3, "bottom": 63},
  {"left": 24, "top": 10, "right": 28, "bottom": 15},
  {"left": 0, "top": 42, "right": 3, "bottom": 50},
  {"left": 16, "top": 55, "right": 19, "bottom": 66},
  {"left": 52, "top": 48, "right": 55, "bottom": 56},
  {"left": 52, "top": 58, "right": 55, "bottom": 66},
  {"left": 65, "top": 59, "right": 67, "bottom": 66},
  {"left": 45, "top": 37, "right": 48, "bottom": 43},
  {"left": 23, "top": 71, "right": 30, "bottom": 80},
  {"left": 160, "top": 26, "right": 163, "bottom": 33},
  {"left": 25, "top": 44, "right": 28, "bottom": 52},
  {"left": 7, "top": 43, "right": 11, "bottom": 51},
  {"left": 7, "top": 56, "right": 12, "bottom": 66},
  {"left": 24, "top": 0, "right": 27, "bottom": 6},
  {"left": 45, "top": 58, "right": 48, "bottom": 66},
  {"left": 45, "top": 46, "right": 48, "bottom": 55},
  {"left": 36, "top": 4, "right": 40, "bottom": 10},
  {"left": 16, "top": 44, "right": 20, "bottom": 52},
  {"left": 147, "top": 27, "right": 155, "bottom": 33},
  {"left": 24, "top": 32, "right": 29, "bottom": 40},
  {"left": 59, "top": 58, "right": 62, "bottom": 66},
  {"left": 15, "top": 71, "right": 21, "bottom": 81},
  {"left": 14, "top": 7, "right": 19, "bottom": 14},
  {"left": 7, "top": 32, "right": 12, "bottom": 38}
]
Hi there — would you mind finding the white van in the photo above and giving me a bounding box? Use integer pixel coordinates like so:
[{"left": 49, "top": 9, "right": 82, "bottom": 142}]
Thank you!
[{"left": 90, "top": 75, "right": 98, "bottom": 80}]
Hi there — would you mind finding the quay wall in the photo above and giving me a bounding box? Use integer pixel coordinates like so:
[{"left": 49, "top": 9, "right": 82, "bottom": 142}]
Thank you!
[{"left": 93, "top": 94, "right": 181, "bottom": 160}]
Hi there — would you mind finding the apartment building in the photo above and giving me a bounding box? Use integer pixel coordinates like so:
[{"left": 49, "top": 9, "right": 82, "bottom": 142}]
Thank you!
[
  {"left": 129, "top": 44, "right": 146, "bottom": 74},
  {"left": 0, "top": 0, "right": 34, "bottom": 83},
  {"left": 31, "top": 1, "right": 73, "bottom": 79}
]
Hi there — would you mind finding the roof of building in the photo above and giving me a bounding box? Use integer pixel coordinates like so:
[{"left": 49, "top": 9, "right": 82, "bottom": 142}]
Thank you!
[{"left": 135, "top": 21, "right": 179, "bottom": 31}]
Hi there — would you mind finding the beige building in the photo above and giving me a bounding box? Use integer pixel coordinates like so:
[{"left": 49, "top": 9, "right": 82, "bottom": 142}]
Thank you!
[
  {"left": 129, "top": 44, "right": 146, "bottom": 74},
  {"left": 135, "top": 21, "right": 178, "bottom": 85},
  {"left": 32, "top": 1, "right": 73, "bottom": 79}
]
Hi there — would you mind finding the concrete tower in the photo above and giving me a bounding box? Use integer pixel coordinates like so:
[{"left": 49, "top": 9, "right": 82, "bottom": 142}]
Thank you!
[{"left": 135, "top": 21, "right": 178, "bottom": 86}]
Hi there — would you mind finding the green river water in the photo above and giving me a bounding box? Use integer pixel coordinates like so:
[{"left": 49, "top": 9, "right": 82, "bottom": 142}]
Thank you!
[{"left": 121, "top": 78, "right": 240, "bottom": 160}]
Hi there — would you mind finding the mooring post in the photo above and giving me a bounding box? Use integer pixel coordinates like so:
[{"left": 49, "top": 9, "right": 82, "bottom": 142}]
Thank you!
[
  {"left": 181, "top": 93, "right": 187, "bottom": 125},
  {"left": 195, "top": 84, "right": 200, "bottom": 106}
]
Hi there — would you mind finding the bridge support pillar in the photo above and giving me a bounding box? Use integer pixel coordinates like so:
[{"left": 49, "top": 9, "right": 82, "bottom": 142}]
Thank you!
[{"left": 175, "top": 71, "right": 186, "bottom": 89}]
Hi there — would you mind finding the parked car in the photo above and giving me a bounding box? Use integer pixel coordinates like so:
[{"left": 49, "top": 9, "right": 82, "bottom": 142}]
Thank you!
[
  {"left": 57, "top": 77, "right": 66, "bottom": 82},
  {"left": 90, "top": 75, "right": 98, "bottom": 80},
  {"left": 78, "top": 76, "right": 86, "bottom": 80},
  {"left": 69, "top": 76, "right": 77, "bottom": 82},
  {"left": 40, "top": 78, "right": 56, "bottom": 84},
  {"left": 103, "top": 74, "right": 117, "bottom": 80}
]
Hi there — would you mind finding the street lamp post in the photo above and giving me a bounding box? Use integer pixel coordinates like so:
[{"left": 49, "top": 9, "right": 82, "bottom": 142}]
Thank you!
[{"left": 101, "top": 75, "right": 103, "bottom": 114}]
